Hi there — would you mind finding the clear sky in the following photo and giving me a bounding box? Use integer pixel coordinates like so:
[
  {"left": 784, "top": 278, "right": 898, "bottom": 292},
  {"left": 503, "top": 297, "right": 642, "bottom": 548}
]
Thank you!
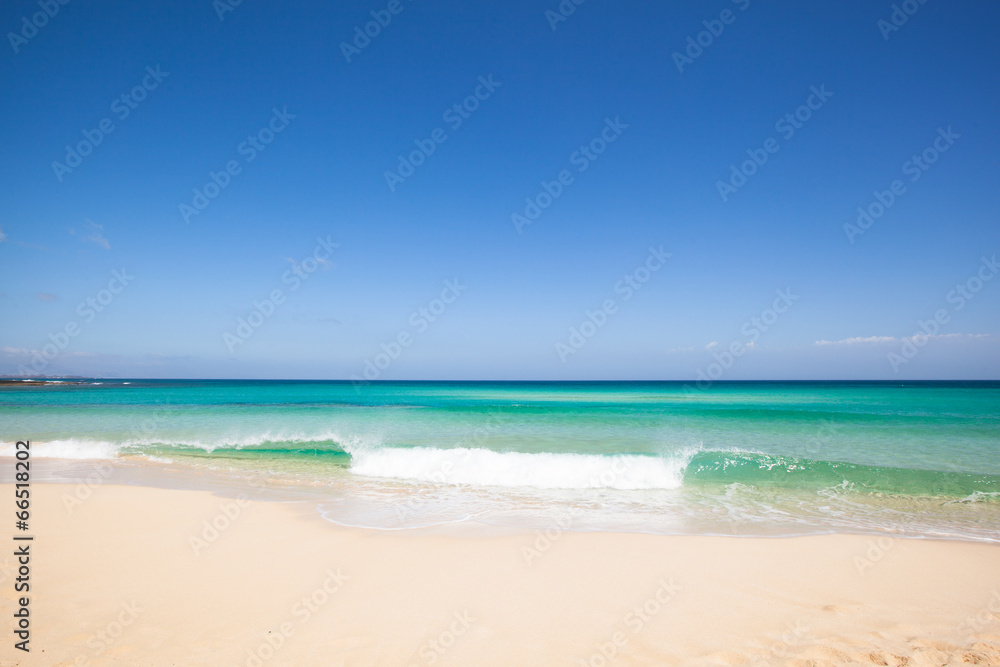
[{"left": 1, "top": 0, "right": 998, "bottom": 380}]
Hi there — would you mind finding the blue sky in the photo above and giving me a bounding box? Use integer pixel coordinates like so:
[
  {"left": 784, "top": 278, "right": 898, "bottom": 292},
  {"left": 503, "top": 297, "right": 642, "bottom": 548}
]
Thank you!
[{"left": 1, "top": 0, "right": 998, "bottom": 380}]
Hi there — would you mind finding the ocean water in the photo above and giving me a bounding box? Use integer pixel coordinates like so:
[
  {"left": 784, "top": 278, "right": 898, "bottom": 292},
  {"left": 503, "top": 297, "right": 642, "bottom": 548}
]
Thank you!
[{"left": 2, "top": 380, "right": 999, "bottom": 540}]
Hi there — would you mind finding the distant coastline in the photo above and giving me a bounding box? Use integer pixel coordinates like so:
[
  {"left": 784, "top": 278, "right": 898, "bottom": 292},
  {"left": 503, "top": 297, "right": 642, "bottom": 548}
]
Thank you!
[{"left": 0, "top": 376, "right": 86, "bottom": 385}]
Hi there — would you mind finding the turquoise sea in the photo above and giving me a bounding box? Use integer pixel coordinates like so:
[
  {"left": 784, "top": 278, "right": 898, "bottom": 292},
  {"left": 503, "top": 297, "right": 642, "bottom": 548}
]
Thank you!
[{"left": 2, "top": 380, "right": 999, "bottom": 540}]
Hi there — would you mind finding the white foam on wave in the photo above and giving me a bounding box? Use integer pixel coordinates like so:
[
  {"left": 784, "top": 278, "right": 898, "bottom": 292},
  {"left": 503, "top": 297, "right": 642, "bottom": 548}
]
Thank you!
[
  {"left": 121, "top": 432, "right": 348, "bottom": 453},
  {"left": 0, "top": 439, "right": 121, "bottom": 460},
  {"left": 945, "top": 490, "right": 1000, "bottom": 505},
  {"left": 0, "top": 431, "right": 372, "bottom": 461},
  {"left": 348, "top": 446, "right": 697, "bottom": 490}
]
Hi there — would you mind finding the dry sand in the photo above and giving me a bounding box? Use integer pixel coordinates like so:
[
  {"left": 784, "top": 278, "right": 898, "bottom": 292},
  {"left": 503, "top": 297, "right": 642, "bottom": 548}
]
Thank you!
[{"left": 2, "top": 482, "right": 999, "bottom": 666}]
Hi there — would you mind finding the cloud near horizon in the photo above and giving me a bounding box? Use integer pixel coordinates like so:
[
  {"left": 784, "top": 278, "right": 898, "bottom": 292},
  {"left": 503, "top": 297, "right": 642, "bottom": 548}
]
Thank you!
[{"left": 815, "top": 334, "right": 993, "bottom": 346}]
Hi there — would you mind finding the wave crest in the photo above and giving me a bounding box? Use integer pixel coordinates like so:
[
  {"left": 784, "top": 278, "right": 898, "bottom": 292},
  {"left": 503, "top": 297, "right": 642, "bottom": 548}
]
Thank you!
[
  {"left": 0, "top": 432, "right": 357, "bottom": 460},
  {"left": 348, "top": 447, "right": 696, "bottom": 490},
  {"left": 0, "top": 439, "right": 121, "bottom": 460}
]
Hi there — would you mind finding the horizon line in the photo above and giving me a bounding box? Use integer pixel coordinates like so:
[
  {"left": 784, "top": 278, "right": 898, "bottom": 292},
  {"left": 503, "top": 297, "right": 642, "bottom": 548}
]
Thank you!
[{"left": 4, "top": 377, "right": 1000, "bottom": 383}]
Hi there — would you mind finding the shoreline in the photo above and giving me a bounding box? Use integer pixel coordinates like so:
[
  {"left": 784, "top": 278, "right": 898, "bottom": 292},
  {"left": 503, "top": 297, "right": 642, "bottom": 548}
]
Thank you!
[
  {"left": 3, "top": 480, "right": 1000, "bottom": 665},
  {"left": 11, "top": 456, "right": 1000, "bottom": 544}
]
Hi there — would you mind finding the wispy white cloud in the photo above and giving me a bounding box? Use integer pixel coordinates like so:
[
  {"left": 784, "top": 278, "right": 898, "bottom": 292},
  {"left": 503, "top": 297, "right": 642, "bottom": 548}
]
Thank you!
[
  {"left": 815, "top": 333, "right": 993, "bottom": 346},
  {"left": 815, "top": 335, "right": 897, "bottom": 346},
  {"left": 70, "top": 219, "right": 110, "bottom": 250},
  {"left": 36, "top": 292, "right": 58, "bottom": 302}
]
